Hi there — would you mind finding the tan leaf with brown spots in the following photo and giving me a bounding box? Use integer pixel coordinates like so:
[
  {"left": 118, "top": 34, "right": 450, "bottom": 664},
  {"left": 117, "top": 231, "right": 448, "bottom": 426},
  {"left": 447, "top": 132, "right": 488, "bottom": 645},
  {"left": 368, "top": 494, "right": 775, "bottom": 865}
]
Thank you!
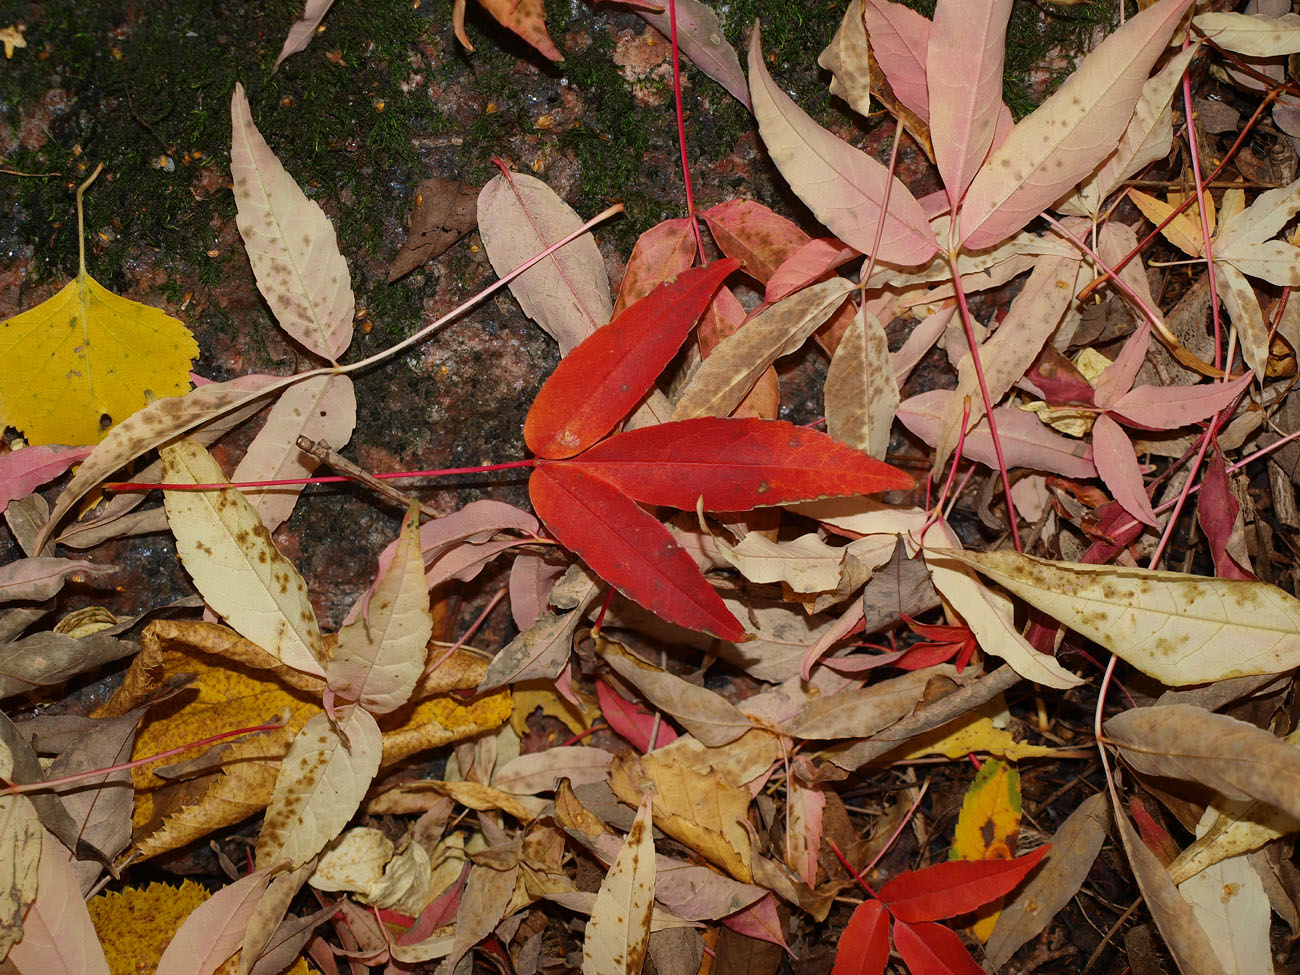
[{"left": 582, "top": 791, "right": 656, "bottom": 975}]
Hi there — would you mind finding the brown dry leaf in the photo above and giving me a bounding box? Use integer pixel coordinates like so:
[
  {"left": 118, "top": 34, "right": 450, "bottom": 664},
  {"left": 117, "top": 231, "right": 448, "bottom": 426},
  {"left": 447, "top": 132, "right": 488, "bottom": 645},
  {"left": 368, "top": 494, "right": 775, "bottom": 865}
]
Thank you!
[
  {"left": 388, "top": 177, "right": 479, "bottom": 281},
  {"left": 582, "top": 791, "right": 655, "bottom": 975},
  {"left": 368, "top": 779, "right": 539, "bottom": 821},
  {"left": 492, "top": 746, "right": 614, "bottom": 795},
  {"left": 780, "top": 667, "right": 939, "bottom": 740},
  {"left": 447, "top": 849, "right": 522, "bottom": 972},
  {"left": 97, "top": 619, "right": 507, "bottom": 861},
  {"left": 0, "top": 628, "right": 136, "bottom": 699},
  {"left": 161, "top": 438, "right": 325, "bottom": 679},
  {"left": 475, "top": 0, "right": 562, "bottom": 60},
  {"left": 1106, "top": 704, "right": 1300, "bottom": 818},
  {"left": 609, "top": 749, "right": 753, "bottom": 883}
]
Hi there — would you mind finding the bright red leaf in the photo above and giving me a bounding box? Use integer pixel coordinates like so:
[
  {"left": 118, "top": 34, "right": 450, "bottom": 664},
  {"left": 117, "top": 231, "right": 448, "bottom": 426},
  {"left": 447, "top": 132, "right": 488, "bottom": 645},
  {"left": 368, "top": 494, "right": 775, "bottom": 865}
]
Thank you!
[
  {"left": 524, "top": 258, "right": 740, "bottom": 459},
  {"left": 891, "top": 920, "right": 984, "bottom": 975},
  {"left": 560, "top": 417, "right": 913, "bottom": 511},
  {"left": 896, "top": 616, "right": 978, "bottom": 672},
  {"left": 831, "top": 899, "right": 890, "bottom": 975},
  {"left": 528, "top": 462, "right": 746, "bottom": 640},
  {"left": 878, "top": 845, "right": 1048, "bottom": 923}
]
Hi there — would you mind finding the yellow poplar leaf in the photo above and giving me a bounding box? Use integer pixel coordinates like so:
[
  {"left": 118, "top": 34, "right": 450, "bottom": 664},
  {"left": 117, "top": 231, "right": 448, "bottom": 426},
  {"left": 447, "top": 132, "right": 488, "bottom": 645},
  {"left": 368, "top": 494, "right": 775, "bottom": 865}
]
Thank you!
[
  {"left": 231, "top": 82, "right": 353, "bottom": 362},
  {"left": 154, "top": 868, "right": 278, "bottom": 975},
  {"left": 161, "top": 438, "right": 326, "bottom": 678},
  {"left": 950, "top": 759, "right": 1021, "bottom": 942},
  {"left": 0, "top": 168, "right": 197, "bottom": 446},
  {"left": 329, "top": 502, "right": 433, "bottom": 713},
  {"left": 582, "top": 792, "right": 655, "bottom": 975},
  {"left": 256, "top": 705, "right": 383, "bottom": 869},
  {"left": 89, "top": 880, "right": 209, "bottom": 975},
  {"left": 933, "top": 547, "right": 1300, "bottom": 685},
  {"left": 609, "top": 750, "right": 753, "bottom": 883}
]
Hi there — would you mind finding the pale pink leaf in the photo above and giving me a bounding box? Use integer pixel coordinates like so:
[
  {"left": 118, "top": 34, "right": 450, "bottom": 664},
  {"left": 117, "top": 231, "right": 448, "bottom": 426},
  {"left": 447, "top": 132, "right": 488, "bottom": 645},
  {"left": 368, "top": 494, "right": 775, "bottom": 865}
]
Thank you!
[
  {"left": 156, "top": 867, "right": 276, "bottom": 975},
  {"left": 766, "top": 237, "right": 859, "bottom": 302},
  {"left": 721, "top": 892, "right": 790, "bottom": 950},
  {"left": 700, "top": 199, "right": 809, "bottom": 284},
  {"left": 274, "top": 0, "right": 336, "bottom": 68},
  {"left": 0, "top": 445, "right": 92, "bottom": 515},
  {"left": 255, "top": 706, "right": 383, "bottom": 868},
  {"left": 935, "top": 254, "right": 1080, "bottom": 468},
  {"left": 582, "top": 792, "right": 656, "bottom": 975},
  {"left": 0, "top": 557, "right": 114, "bottom": 603},
  {"left": 5, "top": 829, "right": 110, "bottom": 975},
  {"left": 862, "top": 0, "right": 931, "bottom": 122},
  {"left": 1091, "top": 412, "right": 1161, "bottom": 528},
  {"left": 507, "top": 552, "right": 560, "bottom": 631},
  {"left": 897, "top": 389, "right": 1097, "bottom": 478},
  {"left": 1108, "top": 371, "right": 1253, "bottom": 431},
  {"left": 230, "top": 372, "right": 356, "bottom": 532},
  {"left": 786, "top": 779, "right": 825, "bottom": 888},
  {"left": 637, "top": 0, "right": 751, "bottom": 110},
  {"left": 1092, "top": 322, "right": 1151, "bottom": 409},
  {"left": 478, "top": 606, "right": 587, "bottom": 691},
  {"left": 329, "top": 503, "right": 433, "bottom": 714},
  {"left": 928, "top": 0, "right": 1013, "bottom": 205},
  {"left": 892, "top": 305, "right": 954, "bottom": 383},
  {"left": 477, "top": 171, "right": 612, "bottom": 355},
  {"left": 959, "top": 0, "right": 1194, "bottom": 250},
  {"left": 39, "top": 373, "right": 285, "bottom": 550},
  {"left": 819, "top": 0, "right": 874, "bottom": 118},
  {"left": 747, "top": 23, "right": 938, "bottom": 267},
  {"left": 231, "top": 83, "right": 354, "bottom": 361},
  {"left": 426, "top": 537, "right": 526, "bottom": 590},
  {"left": 825, "top": 303, "right": 898, "bottom": 459},
  {"left": 492, "top": 747, "right": 614, "bottom": 795},
  {"left": 612, "top": 218, "right": 698, "bottom": 316}
]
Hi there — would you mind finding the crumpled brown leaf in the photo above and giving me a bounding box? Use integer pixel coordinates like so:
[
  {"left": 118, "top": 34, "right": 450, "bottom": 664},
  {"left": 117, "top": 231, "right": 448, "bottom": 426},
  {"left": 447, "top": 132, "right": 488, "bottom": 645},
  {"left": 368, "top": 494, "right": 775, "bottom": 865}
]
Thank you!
[{"left": 387, "top": 177, "right": 479, "bottom": 282}]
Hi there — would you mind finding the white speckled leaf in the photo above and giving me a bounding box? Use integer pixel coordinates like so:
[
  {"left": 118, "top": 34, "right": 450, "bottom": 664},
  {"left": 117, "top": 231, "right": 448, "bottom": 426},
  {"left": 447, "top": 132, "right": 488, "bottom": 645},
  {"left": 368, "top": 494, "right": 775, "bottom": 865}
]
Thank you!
[
  {"left": 933, "top": 548, "right": 1300, "bottom": 685},
  {"left": 477, "top": 171, "right": 612, "bottom": 355},
  {"left": 231, "top": 82, "right": 354, "bottom": 362},
  {"left": 825, "top": 303, "right": 898, "bottom": 459},
  {"left": 231, "top": 372, "right": 357, "bottom": 532},
  {"left": 328, "top": 503, "right": 432, "bottom": 714},
  {"left": 256, "top": 706, "right": 382, "bottom": 869},
  {"left": 160, "top": 438, "right": 325, "bottom": 678},
  {"left": 582, "top": 791, "right": 656, "bottom": 975}
]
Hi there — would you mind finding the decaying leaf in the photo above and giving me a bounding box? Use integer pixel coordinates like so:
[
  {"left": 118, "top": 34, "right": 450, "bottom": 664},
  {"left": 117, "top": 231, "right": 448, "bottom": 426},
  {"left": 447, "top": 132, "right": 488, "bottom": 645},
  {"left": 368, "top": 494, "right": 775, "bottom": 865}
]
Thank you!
[{"left": 388, "top": 177, "right": 479, "bottom": 281}]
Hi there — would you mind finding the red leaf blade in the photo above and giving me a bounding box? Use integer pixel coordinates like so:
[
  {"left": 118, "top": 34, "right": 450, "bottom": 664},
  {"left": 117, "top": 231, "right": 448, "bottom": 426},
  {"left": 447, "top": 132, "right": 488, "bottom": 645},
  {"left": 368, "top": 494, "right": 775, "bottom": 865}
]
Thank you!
[
  {"left": 891, "top": 920, "right": 984, "bottom": 975},
  {"left": 528, "top": 464, "right": 745, "bottom": 640},
  {"left": 879, "top": 845, "right": 1049, "bottom": 923},
  {"left": 831, "top": 899, "right": 890, "bottom": 975},
  {"left": 524, "top": 258, "right": 740, "bottom": 459},
  {"left": 571, "top": 417, "right": 913, "bottom": 510}
]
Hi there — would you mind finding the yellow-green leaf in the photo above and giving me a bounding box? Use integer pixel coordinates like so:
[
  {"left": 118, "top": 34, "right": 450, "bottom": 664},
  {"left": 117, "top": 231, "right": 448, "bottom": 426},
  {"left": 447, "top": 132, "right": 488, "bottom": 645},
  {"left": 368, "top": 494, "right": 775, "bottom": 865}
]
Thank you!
[
  {"left": 951, "top": 758, "right": 1021, "bottom": 941},
  {"left": 0, "top": 168, "right": 197, "bottom": 445}
]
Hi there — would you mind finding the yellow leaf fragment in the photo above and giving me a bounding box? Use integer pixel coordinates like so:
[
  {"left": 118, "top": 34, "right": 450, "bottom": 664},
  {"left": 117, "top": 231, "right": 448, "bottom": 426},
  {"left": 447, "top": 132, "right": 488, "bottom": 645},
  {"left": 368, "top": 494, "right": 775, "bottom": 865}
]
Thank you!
[
  {"left": 89, "top": 880, "right": 209, "bottom": 975},
  {"left": 0, "top": 167, "right": 197, "bottom": 445},
  {"left": 0, "top": 24, "right": 26, "bottom": 58},
  {"left": 951, "top": 759, "right": 1022, "bottom": 941},
  {"left": 582, "top": 792, "right": 655, "bottom": 975}
]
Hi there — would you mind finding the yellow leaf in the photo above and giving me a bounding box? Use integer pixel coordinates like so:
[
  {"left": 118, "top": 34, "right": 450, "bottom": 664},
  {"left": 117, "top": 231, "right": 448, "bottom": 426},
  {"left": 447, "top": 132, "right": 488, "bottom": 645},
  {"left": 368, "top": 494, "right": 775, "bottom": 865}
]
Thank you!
[
  {"left": 950, "top": 759, "right": 1021, "bottom": 942},
  {"left": 510, "top": 679, "right": 600, "bottom": 737},
  {"left": 902, "top": 699, "right": 1059, "bottom": 762},
  {"left": 0, "top": 166, "right": 197, "bottom": 445}
]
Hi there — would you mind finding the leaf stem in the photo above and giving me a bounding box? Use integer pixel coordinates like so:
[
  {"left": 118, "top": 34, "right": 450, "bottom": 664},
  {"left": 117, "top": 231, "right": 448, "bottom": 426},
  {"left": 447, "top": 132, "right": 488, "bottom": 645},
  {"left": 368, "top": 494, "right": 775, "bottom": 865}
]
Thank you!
[
  {"left": 105, "top": 457, "right": 538, "bottom": 492},
  {"left": 74, "top": 162, "right": 105, "bottom": 277},
  {"left": 666, "top": 0, "right": 707, "bottom": 263}
]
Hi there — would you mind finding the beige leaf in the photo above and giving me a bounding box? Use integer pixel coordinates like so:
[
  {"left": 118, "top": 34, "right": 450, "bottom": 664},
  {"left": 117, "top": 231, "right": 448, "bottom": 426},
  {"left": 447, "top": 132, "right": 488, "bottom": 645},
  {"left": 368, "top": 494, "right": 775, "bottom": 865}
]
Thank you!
[
  {"left": 274, "top": 0, "right": 336, "bottom": 67},
  {"left": 1169, "top": 793, "right": 1300, "bottom": 886},
  {"left": 1177, "top": 808, "right": 1272, "bottom": 975},
  {"left": 160, "top": 439, "right": 325, "bottom": 678},
  {"left": 5, "top": 828, "right": 110, "bottom": 975},
  {"left": 1193, "top": 11, "right": 1300, "bottom": 56},
  {"left": 818, "top": 0, "right": 872, "bottom": 117},
  {"left": 672, "top": 278, "right": 854, "bottom": 420},
  {"left": 493, "top": 747, "right": 615, "bottom": 795},
  {"left": 715, "top": 530, "right": 872, "bottom": 595},
  {"left": 1215, "top": 262, "right": 1271, "bottom": 381},
  {"left": 748, "top": 23, "right": 937, "bottom": 267},
  {"left": 230, "top": 372, "right": 357, "bottom": 532},
  {"left": 231, "top": 82, "right": 353, "bottom": 362},
  {"left": 933, "top": 547, "right": 1300, "bottom": 685},
  {"left": 781, "top": 667, "right": 941, "bottom": 739},
  {"left": 583, "top": 791, "right": 656, "bottom": 975},
  {"left": 446, "top": 855, "right": 521, "bottom": 972},
  {"left": 239, "top": 861, "right": 314, "bottom": 975},
  {"left": 477, "top": 171, "right": 612, "bottom": 355},
  {"left": 598, "top": 637, "right": 751, "bottom": 747},
  {"left": 329, "top": 503, "right": 433, "bottom": 714},
  {"left": 255, "top": 706, "right": 383, "bottom": 868},
  {"left": 155, "top": 866, "right": 276, "bottom": 975},
  {"left": 1107, "top": 705, "right": 1300, "bottom": 819},
  {"left": 0, "top": 794, "right": 41, "bottom": 957},
  {"left": 825, "top": 303, "right": 898, "bottom": 459},
  {"left": 310, "top": 827, "right": 393, "bottom": 896}
]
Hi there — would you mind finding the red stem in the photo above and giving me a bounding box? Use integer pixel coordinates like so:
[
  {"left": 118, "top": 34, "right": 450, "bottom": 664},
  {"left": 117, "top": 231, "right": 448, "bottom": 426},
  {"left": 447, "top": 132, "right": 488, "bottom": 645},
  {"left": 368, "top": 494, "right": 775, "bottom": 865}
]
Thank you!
[{"left": 666, "top": 0, "right": 707, "bottom": 263}]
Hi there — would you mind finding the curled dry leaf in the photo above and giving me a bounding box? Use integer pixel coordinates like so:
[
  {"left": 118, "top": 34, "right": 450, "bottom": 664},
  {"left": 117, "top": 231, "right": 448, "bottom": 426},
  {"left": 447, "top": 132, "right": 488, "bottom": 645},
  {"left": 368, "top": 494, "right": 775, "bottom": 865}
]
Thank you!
[
  {"left": 819, "top": 0, "right": 873, "bottom": 118},
  {"left": 387, "top": 177, "right": 479, "bottom": 282},
  {"left": 160, "top": 438, "right": 325, "bottom": 679},
  {"left": 0, "top": 557, "right": 116, "bottom": 604},
  {"left": 231, "top": 83, "right": 353, "bottom": 363},
  {"left": 936, "top": 548, "right": 1300, "bottom": 685},
  {"left": 582, "top": 791, "right": 656, "bottom": 975}
]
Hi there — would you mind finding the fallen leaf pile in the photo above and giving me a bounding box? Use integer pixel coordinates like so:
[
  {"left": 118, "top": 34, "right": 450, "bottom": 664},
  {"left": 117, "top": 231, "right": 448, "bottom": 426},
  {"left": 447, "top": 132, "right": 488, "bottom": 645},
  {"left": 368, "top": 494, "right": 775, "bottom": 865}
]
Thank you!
[{"left": 9, "top": 0, "right": 1300, "bottom": 973}]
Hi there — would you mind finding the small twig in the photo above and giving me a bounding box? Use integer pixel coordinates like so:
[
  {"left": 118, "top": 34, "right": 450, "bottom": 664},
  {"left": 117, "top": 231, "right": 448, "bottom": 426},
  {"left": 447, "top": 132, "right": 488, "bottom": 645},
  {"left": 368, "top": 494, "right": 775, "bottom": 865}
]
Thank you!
[{"left": 296, "top": 436, "right": 441, "bottom": 520}]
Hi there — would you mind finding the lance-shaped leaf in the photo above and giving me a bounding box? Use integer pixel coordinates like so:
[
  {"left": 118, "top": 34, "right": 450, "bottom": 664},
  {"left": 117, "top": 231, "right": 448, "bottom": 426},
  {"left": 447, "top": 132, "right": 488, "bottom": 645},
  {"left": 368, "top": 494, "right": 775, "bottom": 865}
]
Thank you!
[
  {"left": 879, "top": 845, "right": 1048, "bottom": 923},
  {"left": 477, "top": 0, "right": 562, "bottom": 61},
  {"left": 5, "top": 828, "right": 110, "bottom": 975},
  {"left": 274, "top": 0, "right": 334, "bottom": 67},
  {"left": 863, "top": 0, "right": 931, "bottom": 122},
  {"left": 160, "top": 438, "right": 325, "bottom": 678},
  {"left": 931, "top": 548, "right": 1300, "bottom": 685},
  {"left": 528, "top": 463, "right": 745, "bottom": 641},
  {"left": 825, "top": 304, "right": 898, "bottom": 459},
  {"left": 256, "top": 706, "right": 382, "bottom": 869},
  {"left": 561, "top": 417, "right": 912, "bottom": 512},
  {"left": 1193, "top": 11, "right": 1300, "bottom": 57},
  {"left": 156, "top": 866, "right": 276, "bottom": 975},
  {"left": 582, "top": 792, "right": 656, "bottom": 975},
  {"left": 748, "top": 23, "right": 937, "bottom": 267},
  {"left": 959, "top": 0, "right": 1193, "bottom": 250},
  {"left": 1091, "top": 412, "right": 1161, "bottom": 528},
  {"left": 612, "top": 218, "right": 697, "bottom": 316},
  {"left": 637, "top": 0, "right": 750, "bottom": 109},
  {"left": 831, "top": 899, "right": 889, "bottom": 975},
  {"left": 0, "top": 794, "right": 40, "bottom": 957},
  {"left": 892, "top": 920, "right": 984, "bottom": 975},
  {"left": 525, "top": 259, "right": 740, "bottom": 459},
  {"left": 1107, "top": 371, "right": 1252, "bottom": 431},
  {"left": 231, "top": 83, "right": 353, "bottom": 362},
  {"left": 328, "top": 503, "right": 433, "bottom": 713}
]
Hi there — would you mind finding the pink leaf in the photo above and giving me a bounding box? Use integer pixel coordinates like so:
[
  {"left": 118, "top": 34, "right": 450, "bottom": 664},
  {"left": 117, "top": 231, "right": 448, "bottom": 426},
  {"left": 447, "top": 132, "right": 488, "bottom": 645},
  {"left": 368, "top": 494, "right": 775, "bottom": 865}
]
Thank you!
[
  {"left": 766, "top": 237, "right": 860, "bottom": 302},
  {"left": 786, "top": 774, "right": 826, "bottom": 887},
  {"left": 891, "top": 920, "right": 984, "bottom": 975},
  {"left": 700, "top": 199, "right": 810, "bottom": 284},
  {"left": 156, "top": 867, "right": 276, "bottom": 975},
  {"left": 637, "top": 0, "right": 752, "bottom": 110},
  {"left": 720, "top": 892, "right": 791, "bottom": 952},
  {"left": 612, "top": 217, "right": 698, "bottom": 317},
  {"left": 0, "top": 444, "right": 93, "bottom": 515},
  {"left": 862, "top": 0, "right": 931, "bottom": 122},
  {"left": 596, "top": 678, "right": 678, "bottom": 752},
  {"left": 1108, "top": 371, "right": 1253, "bottom": 431},
  {"left": 1092, "top": 323, "right": 1151, "bottom": 408},
  {"left": 6, "top": 829, "right": 111, "bottom": 975},
  {"left": 1091, "top": 412, "right": 1161, "bottom": 528}
]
